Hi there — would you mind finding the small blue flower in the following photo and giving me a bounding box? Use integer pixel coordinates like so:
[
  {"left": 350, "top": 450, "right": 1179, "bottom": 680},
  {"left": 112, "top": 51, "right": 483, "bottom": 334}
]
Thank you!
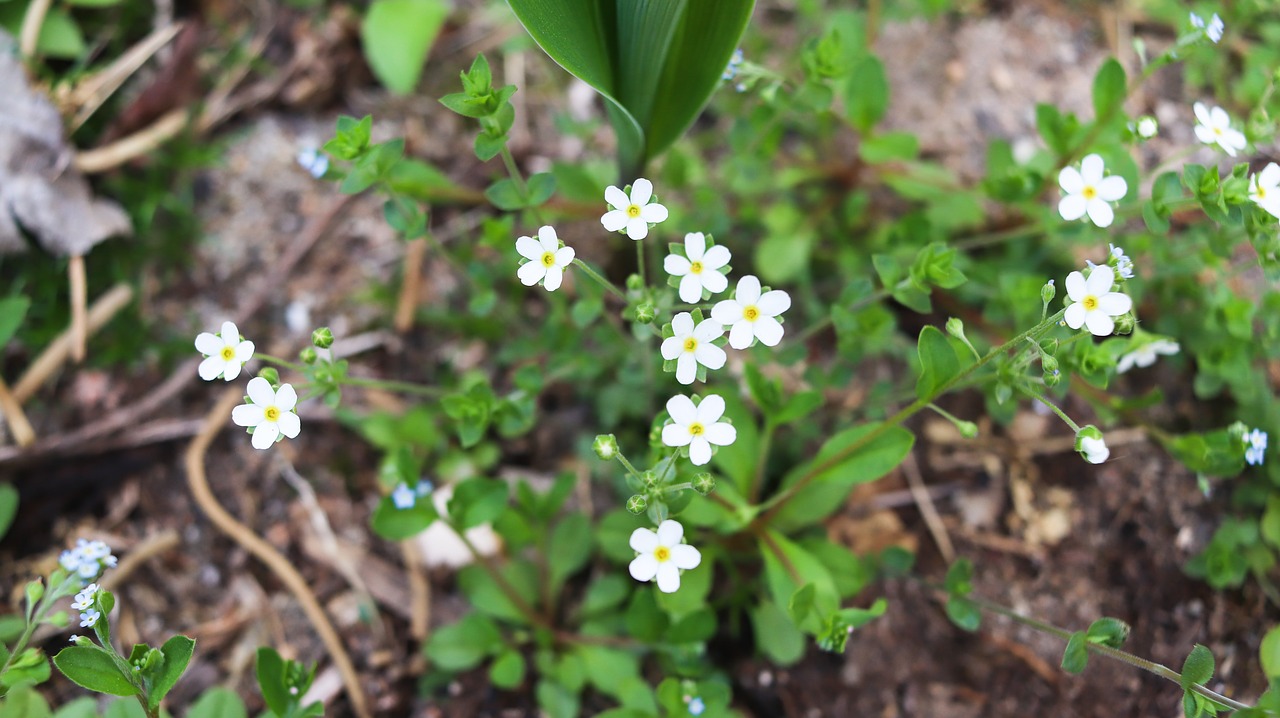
[
  {"left": 722, "top": 48, "right": 744, "bottom": 82},
  {"left": 687, "top": 697, "right": 706, "bottom": 716},
  {"left": 391, "top": 483, "right": 416, "bottom": 509},
  {"left": 297, "top": 147, "right": 329, "bottom": 179},
  {"left": 1245, "top": 428, "right": 1268, "bottom": 466}
]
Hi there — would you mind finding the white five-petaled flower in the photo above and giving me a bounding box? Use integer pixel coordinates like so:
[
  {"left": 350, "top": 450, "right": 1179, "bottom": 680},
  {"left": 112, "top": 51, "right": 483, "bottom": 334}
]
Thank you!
[
  {"left": 628, "top": 519, "right": 701, "bottom": 593},
  {"left": 661, "top": 394, "right": 737, "bottom": 466},
  {"left": 1078, "top": 434, "right": 1110, "bottom": 464},
  {"left": 1058, "top": 154, "right": 1127, "bottom": 228},
  {"left": 1249, "top": 163, "right": 1280, "bottom": 220},
  {"left": 711, "top": 275, "right": 792, "bottom": 350},
  {"left": 391, "top": 483, "right": 416, "bottom": 509},
  {"left": 1109, "top": 243, "right": 1134, "bottom": 280},
  {"left": 1064, "top": 265, "right": 1132, "bottom": 337},
  {"left": 665, "top": 233, "right": 731, "bottom": 304},
  {"left": 71, "top": 584, "right": 99, "bottom": 612},
  {"left": 516, "top": 226, "right": 575, "bottom": 292},
  {"left": 296, "top": 147, "right": 329, "bottom": 179},
  {"left": 1190, "top": 12, "right": 1224, "bottom": 43},
  {"left": 1135, "top": 116, "right": 1158, "bottom": 139},
  {"left": 1193, "top": 102, "right": 1247, "bottom": 156},
  {"left": 601, "top": 178, "right": 668, "bottom": 240},
  {"left": 79, "top": 609, "right": 100, "bottom": 628},
  {"left": 59, "top": 539, "right": 117, "bottom": 581},
  {"left": 1116, "top": 338, "right": 1180, "bottom": 374},
  {"left": 195, "top": 321, "right": 255, "bottom": 382},
  {"left": 231, "top": 377, "right": 302, "bottom": 450},
  {"left": 1245, "top": 429, "right": 1268, "bottom": 467},
  {"left": 661, "top": 312, "right": 726, "bottom": 385}
]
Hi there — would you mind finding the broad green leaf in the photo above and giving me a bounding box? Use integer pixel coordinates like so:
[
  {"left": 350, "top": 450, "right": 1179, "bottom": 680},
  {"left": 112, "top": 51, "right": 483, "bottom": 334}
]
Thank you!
[
  {"left": 1180, "top": 644, "right": 1214, "bottom": 688},
  {"left": 772, "top": 424, "right": 914, "bottom": 530},
  {"left": 484, "top": 179, "right": 525, "bottom": 211},
  {"left": 0, "top": 484, "right": 16, "bottom": 542},
  {"left": 535, "top": 680, "right": 580, "bottom": 718},
  {"left": 547, "top": 513, "right": 591, "bottom": 589},
  {"left": 0, "top": 298, "right": 29, "bottom": 348},
  {"left": 50, "top": 697, "right": 97, "bottom": 718},
  {"left": 361, "top": 0, "right": 450, "bottom": 94},
  {"left": 846, "top": 55, "right": 889, "bottom": 133},
  {"left": 944, "top": 596, "right": 980, "bottom": 632},
  {"left": 52, "top": 647, "right": 137, "bottom": 697},
  {"left": 146, "top": 635, "right": 195, "bottom": 710},
  {"left": 1061, "top": 631, "right": 1089, "bottom": 674},
  {"left": 187, "top": 687, "right": 247, "bottom": 718},
  {"left": 34, "top": 9, "right": 86, "bottom": 58},
  {"left": 489, "top": 649, "right": 526, "bottom": 689},
  {"left": 750, "top": 600, "right": 805, "bottom": 665},
  {"left": 256, "top": 647, "right": 289, "bottom": 716},
  {"left": 859, "top": 131, "right": 918, "bottom": 164},
  {"left": 915, "top": 325, "right": 964, "bottom": 400},
  {"left": 457, "top": 559, "right": 537, "bottom": 623},
  {"left": 0, "top": 684, "right": 50, "bottom": 718},
  {"left": 1085, "top": 617, "right": 1129, "bottom": 648},
  {"left": 1261, "top": 625, "right": 1280, "bottom": 680},
  {"left": 425, "top": 613, "right": 502, "bottom": 671},
  {"left": 1091, "top": 58, "right": 1126, "bottom": 121}
]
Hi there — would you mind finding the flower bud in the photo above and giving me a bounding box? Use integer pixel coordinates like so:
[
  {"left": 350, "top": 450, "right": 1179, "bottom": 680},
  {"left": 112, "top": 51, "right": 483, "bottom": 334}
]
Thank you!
[
  {"left": 257, "top": 367, "right": 280, "bottom": 385},
  {"left": 956, "top": 421, "right": 979, "bottom": 439},
  {"left": 634, "top": 302, "right": 657, "bottom": 324},
  {"left": 592, "top": 434, "right": 619, "bottom": 461},
  {"left": 299, "top": 347, "right": 318, "bottom": 365},
  {"left": 1044, "top": 369, "right": 1062, "bottom": 387},
  {"left": 641, "top": 470, "right": 660, "bottom": 489},
  {"left": 1041, "top": 279, "right": 1056, "bottom": 304},
  {"left": 1114, "top": 314, "right": 1135, "bottom": 335},
  {"left": 692, "top": 473, "right": 716, "bottom": 495},
  {"left": 626, "top": 495, "right": 648, "bottom": 515},
  {"left": 626, "top": 274, "right": 645, "bottom": 292},
  {"left": 1075, "top": 426, "right": 1109, "bottom": 464},
  {"left": 1041, "top": 355, "right": 1059, "bottom": 374},
  {"left": 1135, "top": 116, "right": 1158, "bottom": 139},
  {"left": 311, "top": 327, "right": 334, "bottom": 349},
  {"left": 945, "top": 317, "right": 966, "bottom": 341}
]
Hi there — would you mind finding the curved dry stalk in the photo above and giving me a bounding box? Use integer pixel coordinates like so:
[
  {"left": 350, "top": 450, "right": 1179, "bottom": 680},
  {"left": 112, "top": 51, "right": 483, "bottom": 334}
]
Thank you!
[
  {"left": 75, "top": 108, "right": 190, "bottom": 174},
  {"left": 13, "top": 283, "right": 133, "bottom": 404},
  {"left": 18, "top": 0, "right": 52, "bottom": 59},
  {"left": 68, "top": 255, "right": 87, "bottom": 363},
  {"left": 184, "top": 388, "right": 371, "bottom": 718},
  {"left": 0, "top": 376, "right": 35, "bottom": 446}
]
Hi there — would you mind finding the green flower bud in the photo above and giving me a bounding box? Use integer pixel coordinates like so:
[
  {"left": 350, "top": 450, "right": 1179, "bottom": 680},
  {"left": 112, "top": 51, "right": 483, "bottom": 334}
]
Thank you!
[
  {"left": 945, "top": 317, "right": 966, "bottom": 341},
  {"left": 299, "top": 347, "right": 318, "bottom": 365},
  {"left": 311, "top": 327, "right": 334, "bottom": 349},
  {"left": 1114, "top": 314, "right": 1135, "bottom": 335},
  {"left": 1041, "top": 355, "right": 1059, "bottom": 374},
  {"left": 1044, "top": 369, "right": 1062, "bottom": 387},
  {"left": 1041, "top": 280, "right": 1056, "bottom": 304},
  {"left": 257, "top": 367, "right": 280, "bottom": 385},
  {"left": 634, "top": 302, "right": 657, "bottom": 324},
  {"left": 956, "top": 421, "right": 979, "bottom": 439},
  {"left": 592, "top": 434, "right": 618, "bottom": 461},
  {"left": 692, "top": 473, "right": 716, "bottom": 495},
  {"left": 626, "top": 495, "right": 648, "bottom": 515},
  {"left": 641, "top": 470, "right": 660, "bottom": 489},
  {"left": 626, "top": 274, "right": 645, "bottom": 292}
]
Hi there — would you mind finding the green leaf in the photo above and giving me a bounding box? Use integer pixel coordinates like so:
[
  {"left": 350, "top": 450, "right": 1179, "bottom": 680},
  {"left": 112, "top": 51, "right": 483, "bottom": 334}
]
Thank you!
[
  {"left": 361, "top": 0, "right": 449, "bottom": 94},
  {"left": 146, "top": 636, "right": 194, "bottom": 710},
  {"left": 1061, "top": 631, "right": 1089, "bottom": 674},
  {"left": 859, "top": 131, "right": 918, "bottom": 164},
  {"left": 526, "top": 172, "right": 557, "bottom": 207},
  {"left": 846, "top": 55, "right": 888, "bottom": 133},
  {"left": 535, "top": 680, "right": 580, "bottom": 718},
  {"left": 101, "top": 701, "right": 145, "bottom": 718},
  {"left": 773, "top": 424, "right": 914, "bottom": 530},
  {"left": 750, "top": 600, "right": 806, "bottom": 665},
  {"left": 1085, "top": 617, "right": 1130, "bottom": 648},
  {"left": 50, "top": 697, "right": 98, "bottom": 718},
  {"left": 33, "top": 9, "right": 86, "bottom": 58},
  {"left": 944, "top": 597, "right": 981, "bottom": 632},
  {"left": 489, "top": 649, "right": 526, "bottom": 689},
  {"left": 370, "top": 495, "right": 438, "bottom": 540},
  {"left": 256, "top": 647, "right": 289, "bottom": 716},
  {"left": 458, "top": 560, "right": 537, "bottom": 623},
  {"left": 580, "top": 574, "right": 630, "bottom": 616},
  {"left": 450, "top": 478, "right": 508, "bottom": 529},
  {"left": 485, "top": 179, "right": 526, "bottom": 211},
  {"left": 425, "top": 613, "right": 502, "bottom": 671},
  {"left": 547, "top": 513, "right": 591, "bottom": 589},
  {"left": 943, "top": 558, "right": 973, "bottom": 597},
  {"left": 1091, "top": 58, "right": 1126, "bottom": 121},
  {"left": 187, "top": 687, "right": 247, "bottom": 718},
  {"left": 0, "top": 484, "right": 17, "bottom": 542},
  {"left": 0, "top": 684, "right": 50, "bottom": 718},
  {"left": 0, "top": 297, "right": 30, "bottom": 348},
  {"left": 915, "top": 325, "right": 964, "bottom": 401},
  {"left": 1260, "top": 625, "right": 1280, "bottom": 680},
  {"left": 1180, "top": 644, "right": 1215, "bottom": 688},
  {"left": 52, "top": 647, "right": 137, "bottom": 697}
]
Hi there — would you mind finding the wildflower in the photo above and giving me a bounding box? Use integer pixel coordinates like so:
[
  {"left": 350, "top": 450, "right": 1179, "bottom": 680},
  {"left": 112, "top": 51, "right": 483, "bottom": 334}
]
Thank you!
[
  {"left": 1076, "top": 427, "right": 1110, "bottom": 464},
  {"left": 1190, "top": 12, "right": 1224, "bottom": 43},
  {"left": 592, "top": 434, "right": 619, "bottom": 461},
  {"left": 71, "top": 584, "right": 98, "bottom": 612},
  {"left": 1193, "top": 102, "right": 1247, "bottom": 156},
  {"left": 1135, "top": 116, "right": 1158, "bottom": 139},
  {"left": 1064, "top": 266, "right": 1132, "bottom": 337},
  {"left": 1109, "top": 243, "right": 1134, "bottom": 279},
  {"left": 1116, "top": 338, "right": 1180, "bottom": 374},
  {"left": 515, "top": 226, "right": 575, "bottom": 292},
  {"left": 391, "top": 483, "right": 416, "bottom": 510},
  {"left": 688, "top": 697, "right": 707, "bottom": 716},
  {"left": 1245, "top": 429, "right": 1268, "bottom": 466},
  {"left": 722, "top": 48, "right": 744, "bottom": 82},
  {"left": 416, "top": 480, "right": 435, "bottom": 498},
  {"left": 661, "top": 312, "right": 726, "bottom": 385},
  {"left": 661, "top": 394, "right": 737, "bottom": 466},
  {"left": 195, "top": 321, "right": 255, "bottom": 382},
  {"left": 601, "top": 178, "right": 668, "bottom": 240},
  {"left": 296, "top": 147, "right": 329, "bottom": 179},
  {"left": 1057, "top": 154, "right": 1127, "bottom": 228},
  {"left": 79, "top": 609, "right": 100, "bottom": 628},
  {"left": 1248, "top": 162, "right": 1280, "bottom": 220},
  {"left": 711, "top": 275, "right": 792, "bottom": 349},
  {"left": 59, "top": 540, "right": 117, "bottom": 580},
  {"left": 665, "top": 233, "right": 731, "bottom": 304},
  {"left": 231, "top": 377, "right": 302, "bottom": 450},
  {"left": 628, "top": 519, "right": 701, "bottom": 593}
]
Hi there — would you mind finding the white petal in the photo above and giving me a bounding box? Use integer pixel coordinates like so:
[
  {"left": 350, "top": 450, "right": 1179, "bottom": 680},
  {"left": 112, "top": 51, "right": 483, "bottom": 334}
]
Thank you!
[
  {"left": 198, "top": 356, "right": 226, "bottom": 381},
  {"left": 537, "top": 226, "right": 558, "bottom": 252},
  {"left": 1116, "top": 352, "right": 1137, "bottom": 374},
  {"left": 1209, "top": 106, "right": 1230, "bottom": 129},
  {"left": 1261, "top": 198, "right": 1280, "bottom": 220},
  {"left": 1079, "top": 154, "right": 1105, "bottom": 185},
  {"left": 251, "top": 422, "right": 280, "bottom": 450},
  {"left": 665, "top": 254, "right": 692, "bottom": 276},
  {"left": 222, "top": 360, "right": 242, "bottom": 381},
  {"left": 701, "top": 245, "right": 731, "bottom": 270},
  {"left": 1064, "top": 271, "right": 1087, "bottom": 301},
  {"left": 753, "top": 315, "right": 785, "bottom": 347},
  {"left": 703, "top": 422, "right": 736, "bottom": 447},
  {"left": 543, "top": 265, "right": 563, "bottom": 291},
  {"left": 194, "top": 332, "right": 222, "bottom": 356},
  {"left": 683, "top": 233, "right": 706, "bottom": 260},
  {"left": 669, "top": 544, "right": 701, "bottom": 570},
  {"left": 661, "top": 336, "right": 684, "bottom": 361},
  {"left": 1085, "top": 265, "right": 1115, "bottom": 295},
  {"left": 1260, "top": 163, "right": 1280, "bottom": 187},
  {"left": 554, "top": 246, "right": 575, "bottom": 267},
  {"left": 1193, "top": 102, "right": 1212, "bottom": 127},
  {"left": 693, "top": 319, "right": 724, "bottom": 342},
  {"left": 700, "top": 270, "right": 728, "bottom": 295},
  {"left": 1084, "top": 310, "right": 1115, "bottom": 337},
  {"left": 626, "top": 217, "right": 649, "bottom": 240},
  {"left": 630, "top": 527, "right": 659, "bottom": 553},
  {"left": 601, "top": 209, "right": 629, "bottom": 232},
  {"left": 1059, "top": 195, "right": 1088, "bottom": 221},
  {"left": 695, "top": 394, "right": 726, "bottom": 424},
  {"left": 757, "top": 290, "right": 791, "bottom": 316},
  {"left": 657, "top": 519, "right": 684, "bottom": 546},
  {"left": 695, "top": 343, "right": 726, "bottom": 370},
  {"left": 516, "top": 235, "right": 542, "bottom": 261},
  {"left": 711, "top": 300, "right": 744, "bottom": 325},
  {"left": 630, "top": 554, "right": 659, "bottom": 582},
  {"left": 655, "top": 563, "right": 681, "bottom": 593},
  {"left": 1058, "top": 166, "right": 1084, "bottom": 194},
  {"left": 679, "top": 274, "right": 703, "bottom": 304},
  {"left": 1194, "top": 125, "right": 1217, "bottom": 145},
  {"left": 666, "top": 394, "right": 698, "bottom": 424},
  {"left": 232, "top": 404, "right": 265, "bottom": 427},
  {"left": 220, "top": 321, "right": 240, "bottom": 346},
  {"left": 604, "top": 186, "right": 629, "bottom": 210},
  {"left": 518, "top": 261, "right": 546, "bottom": 286},
  {"left": 276, "top": 411, "right": 301, "bottom": 439},
  {"left": 1064, "top": 303, "right": 1087, "bottom": 329},
  {"left": 1086, "top": 198, "right": 1115, "bottom": 228},
  {"left": 689, "top": 437, "right": 712, "bottom": 466},
  {"left": 1096, "top": 176, "right": 1127, "bottom": 202},
  {"left": 735, "top": 275, "right": 762, "bottom": 304},
  {"left": 671, "top": 312, "right": 694, "bottom": 336},
  {"left": 676, "top": 353, "right": 697, "bottom": 384},
  {"left": 728, "top": 320, "right": 754, "bottom": 349},
  {"left": 662, "top": 423, "right": 693, "bottom": 447},
  {"left": 1223, "top": 129, "right": 1247, "bottom": 155},
  {"left": 275, "top": 383, "right": 298, "bottom": 411},
  {"left": 640, "top": 203, "right": 668, "bottom": 223},
  {"left": 1096, "top": 292, "right": 1132, "bottom": 316},
  {"left": 629, "top": 178, "right": 654, "bottom": 206},
  {"left": 235, "top": 340, "right": 255, "bottom": 362},
  {"left": 246, "top": 377, "right": 275, "bottom": 407}
]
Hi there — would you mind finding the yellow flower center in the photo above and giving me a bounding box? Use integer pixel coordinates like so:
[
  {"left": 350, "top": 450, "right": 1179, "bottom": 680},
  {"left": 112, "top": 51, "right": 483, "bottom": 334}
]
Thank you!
[
  {"left": 689, "top": 261, "right": 704, "bottom": 275},
  {"left": 743, "top": 305, "right": 760, "bottom": 321},
  {"left": 1082, "top": 186, "right": 1097, "bottom": 200},
  {"left": 1213, "top": 127, "right": 1223, "bottom": 136},
  {"left": 1259, "top": 186, "right": 1268, "bottom": 199},
  {"left": 541, "top": 251, "right": 556, "bottom": 267},
  {"left": 220, "top": 346, "right": 236, "bottom": 361},
  {"left": 682, "top": 337, "right": 698, "bottom": 352},
  {"left": 654, "top": 546, "right": 671, "bottom": 562},
  {"left": 1082, "top": 295, "right": 1099, "bottom": 311},
  {"left": 264, "top": 406, "right": 281, "bottom": 422},
  {"left": 688, "top": 422, "right": 705, "bottom": 436},
  {"left": 627, "top": 204, "right": 642, "bottom": 218}
]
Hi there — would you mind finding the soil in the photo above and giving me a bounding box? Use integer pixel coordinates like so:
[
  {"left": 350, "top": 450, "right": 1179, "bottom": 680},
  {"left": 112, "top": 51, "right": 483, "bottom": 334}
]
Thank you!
[{"left": 1, "top": 1, "right": 1272, "bottom": 717}]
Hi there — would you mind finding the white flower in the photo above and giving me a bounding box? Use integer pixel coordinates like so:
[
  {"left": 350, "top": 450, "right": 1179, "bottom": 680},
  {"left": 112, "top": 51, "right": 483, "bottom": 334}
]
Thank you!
[
  {"left": 1193, "top": 102, "right": 1247, "bottom": 156},
  {"left": 661, "top": 394, "right": 737, "bottom": 466},
  {"left": 1109, "top": 243, "right": 1134, "bottom": 280},
  {"left": 711, "top": 275, "right": 792, "bottom": 350},
  {"left": 1136, "top": 116, "right": 1158, "bottom": 139},
  {"left": 689, "top": 697, "right": 707, "bottom": 716},
  {"left": 412, "top": 484, "right": 501, "bottom": 569},
  {"left": 1245, "top": 429, "right": 1268, "bottom": 466},
  {"left": 722, "top": 48, "right": 744, "bottom": 82},
  {"left": 1057, "top": 154, "right": 1127, "bottom": 228},
  {"left": 79, "top": 609, "right": 100, "bottom": 628},
  {"left": 664, "top": 233, "right": 730, "bottom": 304},
  {"left": 1190, "top": 12, "right": 1224, "bottom": 43},
  {"left": 195, "top": 321, "right": 255, "bottom": 382},
  {"left": 661, "top": 312, "right": 726, "bottom": 385},
  {"left": 628, "top": 519, "right": 701, "bottom": 593},
  {"left": 59, "top": 539, "right": 117, "bottom": 580},
  {"left": 1249, "top": 163, "right": 1280, "bottom": 220},
  {"left": 70, "top": 584, "right": 98, "bottom": 612},
  {"left": 516, "top": 226, "right": 575, "bottom": 292},
  {"left": 601, "top": 178, "right": 669, "bottom": 240},
  {"left": 1116, "top": 338, "right": 1180, "bottom": 374},
  {"left": 1079, "top": 434, "right": 1110, "bottom": 464},
  {"left": 296, "top": 147, "right": 329, "bottom": 179},
  {"left": 391, "top": 483, "right": 416, "bottom": 509},
  {"left": 1064, "top": 266, "right": 1132, "bottom": 337},
  {"left": 231, "top": 377, "right": 302, "bottom": 450}
]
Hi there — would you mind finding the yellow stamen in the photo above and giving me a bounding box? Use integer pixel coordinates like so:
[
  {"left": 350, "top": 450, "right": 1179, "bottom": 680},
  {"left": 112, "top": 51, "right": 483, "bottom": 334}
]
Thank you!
[
  {"left": 688, "top": 422, "right": 705, "bottom": 436},
  {"left": 654, "top": 546, "right": 671, "bottom": 562},
  {"left": 627, "top": 204, "right": 642, "bottom": 218},
  {"left": 689, "top": 261, "right": 704, "bottom": 275},
  {"left": 743, "top": 306, "right": 760, "bottom": 321},
  {"left": 682, "top": 337, "right": 698, "bottom": 352},
  {"left": 1082, "top": 295, "right": 1099, "bottom": 311},
  {"left": 220, "top": 346, "right": 236, "bottom": 361},
  {"left": 1082, "top": 186, "right": 1097, "bottom": 200},
  {"left": 264, "top": 406, "right": 280, "bottom": 422},
  {"left": 541, "top": 252, "right": 556, "bottom": 267}
]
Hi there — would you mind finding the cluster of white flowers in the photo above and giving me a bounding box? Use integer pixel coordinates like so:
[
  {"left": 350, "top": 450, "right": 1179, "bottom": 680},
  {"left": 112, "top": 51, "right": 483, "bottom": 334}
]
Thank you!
[
  {"left": 71, "top": 583, "right": 100, "bottom": 628},
  {"left": 59, "top": 539, "right": 117, "bottom": 581},
  {"left": 1245, "top": 428, "right": 1268, "bottom": 467},
  {"left": 628, "top": 520, "right": 701, "bottom": 593},
  {"left": 197, "top": 322, "right": 303, "bottom": 451},
  {"left": 1190, "top": 11, "right": 1224, "bottom": 43}
]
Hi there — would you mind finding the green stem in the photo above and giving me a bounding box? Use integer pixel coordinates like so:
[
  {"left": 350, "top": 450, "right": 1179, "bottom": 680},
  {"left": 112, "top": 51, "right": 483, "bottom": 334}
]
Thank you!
[
  {"left": 614, "top": 450, "right": 644, "bottom": 481},
  {"left": 341, "top": 376, "right": 441, "bottom": 398},
  {"left": 254, "top": 353, "right": 307, "bottom": 375},
  {"left": 1016, "top": 384, "right": 1080, "bottom": 433},
  {"left": 446, "top": 517, "right": 549, "bottom": 630},
  {"left": 572, "top": 259, "right": 628, "bottom": 301},
  {"left": 635, "top": 239, "right": 648, "bottom": 289}
]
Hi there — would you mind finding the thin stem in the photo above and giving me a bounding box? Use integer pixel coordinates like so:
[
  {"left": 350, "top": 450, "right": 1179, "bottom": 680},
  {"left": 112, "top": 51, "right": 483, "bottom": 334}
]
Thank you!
[
  {"left": 341, "top": 376, "right": 441, "bottom": 398},
  {"left": 614, "top": 450, "right": 644, "bottom": 481},
  {"left": 635, "top": 239, "right": 647, "bottom": 289},
  {"left": 926, "top": 403, "right": 969, "bottom": 431},
  {"left": 254, "top": 353, "right": 308, "bottom": 375},
  {"left": 572, "top": 259, "right": 628, "bottom": 301},
  {"left": 447, "top": 518, "right": 548, "bottom": 630},
  {"left": 1016, "top": 383, "right": 1080, "bottom": 433}
]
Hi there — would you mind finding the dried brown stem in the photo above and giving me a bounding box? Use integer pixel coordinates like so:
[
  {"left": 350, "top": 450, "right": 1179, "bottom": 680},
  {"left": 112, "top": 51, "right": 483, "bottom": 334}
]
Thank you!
[
  {"left": 13, "top": 283, "right": 133, "bottom": 404},
  {"left": 68, "top": 255, "right": 88, "bottom": 363},
  {"left": 394, "top": 239, "right": 427, "bottom": 333},
  {"left": 0, "top": 376, "right": 35, "bottom": 447}
]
